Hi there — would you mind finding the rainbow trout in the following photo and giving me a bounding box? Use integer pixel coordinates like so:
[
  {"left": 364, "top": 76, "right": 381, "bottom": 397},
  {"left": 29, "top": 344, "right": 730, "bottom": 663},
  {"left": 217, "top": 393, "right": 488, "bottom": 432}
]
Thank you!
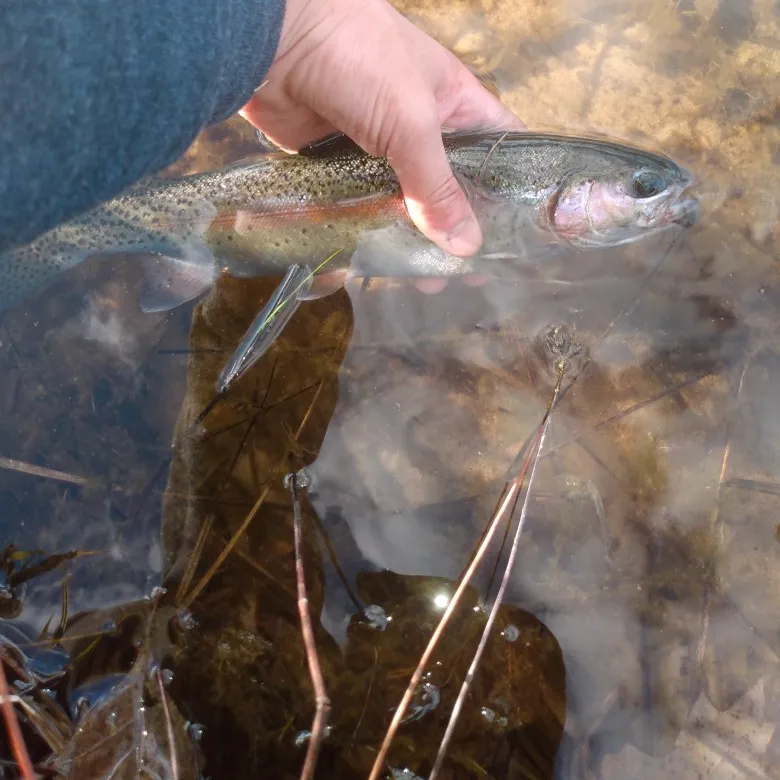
[{"left": 0, "top": 132, "right": 698, "bottom": 315}]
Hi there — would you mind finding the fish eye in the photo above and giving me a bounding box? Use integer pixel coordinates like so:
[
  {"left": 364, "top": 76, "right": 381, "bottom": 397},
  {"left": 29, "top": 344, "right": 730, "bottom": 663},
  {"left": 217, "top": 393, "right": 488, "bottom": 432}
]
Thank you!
[{"left": 631, "top": 169, "right": 667, "bottom": 199}]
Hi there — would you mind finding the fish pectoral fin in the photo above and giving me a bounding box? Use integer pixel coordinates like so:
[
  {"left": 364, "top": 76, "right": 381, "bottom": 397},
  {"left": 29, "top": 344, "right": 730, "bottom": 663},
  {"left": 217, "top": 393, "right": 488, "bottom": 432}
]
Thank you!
[
  {"left": 217, "top": 263, "right": 314, "bottom": 393},
  {"left": 138, "top": 249, "right": 217, "bottom": 313}
]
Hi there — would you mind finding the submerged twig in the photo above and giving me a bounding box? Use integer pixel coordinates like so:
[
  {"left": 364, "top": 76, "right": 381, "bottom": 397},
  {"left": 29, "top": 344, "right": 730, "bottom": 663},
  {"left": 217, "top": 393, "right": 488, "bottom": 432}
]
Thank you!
[
  {"left": 544, "top": 366, "right": 718, "bottom": 459},
  {"left": 429, "top": 373, "right": 560, "bottom": 779},
  {"left": 548, "top": 231, "right": 683, "bottom": 420},
  {"left": 0, "top": 455, "right": 88, "bottom": 486},
  {"left": 225, "top": 539, "right": 296, "bottom": 601},
  {"left": 351, "top": 646, "right": 379, "bottom": 743},
  {"left": 310, "top": 511, "right": 365, "bottom": 616},
  {"left": 7, "top": 549, "right": 98, "bottom": 589},
  {"left": 179, "top": 325, "right": 347, "bottom": 609},
  {"left": 694, "top": 356, "right": 751, "bottom": 684},
  {"left": 156, "top": 668, "right": 179, "bottom": 780},
  {"left": 180, "top": 486, "right": 271, "bottom": 609},
  {"left": 367, "top": 419, "right": 549, "bottom": 780},
  {"left": 287, "top": 472, "right": 331, "bottom": 780},
  {"left": 174, "top": 515, "right": 214, "bottom": 605},
  {"left": 0, "top": 659, "right": 35, "bottom": 780}
]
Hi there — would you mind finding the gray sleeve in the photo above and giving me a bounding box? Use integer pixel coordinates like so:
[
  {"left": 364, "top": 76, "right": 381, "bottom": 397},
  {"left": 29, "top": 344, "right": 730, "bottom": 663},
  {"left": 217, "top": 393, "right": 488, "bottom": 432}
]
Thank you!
[{"left": 0, "top": 0, "right": 285, "bottom": 253}]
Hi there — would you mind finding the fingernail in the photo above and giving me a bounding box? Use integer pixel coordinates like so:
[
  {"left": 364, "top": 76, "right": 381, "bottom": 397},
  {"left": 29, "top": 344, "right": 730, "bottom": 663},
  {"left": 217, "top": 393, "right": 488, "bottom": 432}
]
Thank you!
[{"left": 445, "top": 215, "right": 482, "bottom": 257}]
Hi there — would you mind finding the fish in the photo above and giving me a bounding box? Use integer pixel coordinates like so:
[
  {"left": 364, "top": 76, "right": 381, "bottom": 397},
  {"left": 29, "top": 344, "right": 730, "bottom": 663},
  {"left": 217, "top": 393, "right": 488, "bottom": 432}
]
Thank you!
[{"left": 0, "top": 131, "right": 698, "bottom": 318}]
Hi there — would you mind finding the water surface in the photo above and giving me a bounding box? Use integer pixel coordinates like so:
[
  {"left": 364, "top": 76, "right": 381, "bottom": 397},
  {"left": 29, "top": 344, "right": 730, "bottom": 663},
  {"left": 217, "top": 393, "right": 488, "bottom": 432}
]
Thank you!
[{"left": 0, "top": 0, "right": 778, "bottom": 777}]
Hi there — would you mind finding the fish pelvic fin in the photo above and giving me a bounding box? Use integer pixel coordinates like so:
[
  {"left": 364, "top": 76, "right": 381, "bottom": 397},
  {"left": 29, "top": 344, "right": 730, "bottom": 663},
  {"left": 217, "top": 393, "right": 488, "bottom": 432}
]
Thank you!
[{"left": 138, "top": 245, "right": 218, "bottom": 313}]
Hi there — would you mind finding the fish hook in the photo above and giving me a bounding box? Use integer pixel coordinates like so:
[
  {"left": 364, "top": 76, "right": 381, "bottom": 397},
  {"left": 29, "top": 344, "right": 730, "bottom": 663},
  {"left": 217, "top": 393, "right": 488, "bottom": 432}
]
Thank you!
[{"left": 476, "top": 131, "right": 508, "bottom": 188}]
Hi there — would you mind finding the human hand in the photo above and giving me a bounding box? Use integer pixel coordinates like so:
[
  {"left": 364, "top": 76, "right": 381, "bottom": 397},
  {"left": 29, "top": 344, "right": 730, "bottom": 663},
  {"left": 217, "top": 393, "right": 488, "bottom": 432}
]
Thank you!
[{"left": 240, "top": 0, "right": 524, "bottom": 267}]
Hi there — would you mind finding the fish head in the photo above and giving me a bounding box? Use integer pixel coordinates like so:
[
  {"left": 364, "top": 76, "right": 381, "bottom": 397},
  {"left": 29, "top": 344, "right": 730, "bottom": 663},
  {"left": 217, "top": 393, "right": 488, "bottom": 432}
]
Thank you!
[{"left": 550, "top": 149, "right": 699, "bottom": 247}]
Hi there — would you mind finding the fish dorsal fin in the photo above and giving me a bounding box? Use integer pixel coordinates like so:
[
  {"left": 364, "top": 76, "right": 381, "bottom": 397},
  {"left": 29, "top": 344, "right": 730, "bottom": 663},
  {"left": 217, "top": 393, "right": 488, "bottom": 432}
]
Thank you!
[{"left": 298, "top": 133, "right": 365, "bottom": 158}]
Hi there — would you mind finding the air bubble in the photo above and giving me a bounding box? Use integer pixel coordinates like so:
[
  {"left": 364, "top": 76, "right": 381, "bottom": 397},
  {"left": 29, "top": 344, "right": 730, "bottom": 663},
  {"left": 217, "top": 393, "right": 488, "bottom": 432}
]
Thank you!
[
  {"left": 390, "top": 769, "right": 424, "bottom": 780},
  {"left": 283, "top": 468, "right": 312, "bottom": 490},
  {"left": 295, "top": 725, "right": 331, "bottom": 747},
  {"left": 363, "top": 604, "right": 390, "bottom": 631},
  {"left": 175, "top": 609, "right": 197, "bottom": 631},
  {"left": 501, "top": 624, "right": 520, "bottom": 642}
]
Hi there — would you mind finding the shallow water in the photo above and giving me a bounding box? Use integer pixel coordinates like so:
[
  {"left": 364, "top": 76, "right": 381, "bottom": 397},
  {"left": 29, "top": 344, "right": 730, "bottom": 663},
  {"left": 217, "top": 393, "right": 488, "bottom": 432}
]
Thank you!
[{"left": 0, "top": 0, "right": 779, "bottom": 777}]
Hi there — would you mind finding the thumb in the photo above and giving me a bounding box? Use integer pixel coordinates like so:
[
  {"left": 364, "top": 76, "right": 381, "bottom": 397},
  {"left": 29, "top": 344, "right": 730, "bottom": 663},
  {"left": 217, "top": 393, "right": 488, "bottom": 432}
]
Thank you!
[{"left": 387, "top": 119, "right": 482, "bottom": 257}]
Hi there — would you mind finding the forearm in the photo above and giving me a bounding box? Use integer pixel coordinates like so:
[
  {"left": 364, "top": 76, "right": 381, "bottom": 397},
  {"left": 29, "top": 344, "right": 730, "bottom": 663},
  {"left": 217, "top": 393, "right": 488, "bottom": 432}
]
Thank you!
[{"left": 0, "top": 0, "right": 285, "bottom": 253}]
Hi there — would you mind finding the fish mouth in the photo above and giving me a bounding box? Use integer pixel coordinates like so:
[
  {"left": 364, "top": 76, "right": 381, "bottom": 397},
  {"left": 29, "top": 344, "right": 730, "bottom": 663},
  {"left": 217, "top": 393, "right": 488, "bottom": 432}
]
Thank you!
[{"left": 669, "top": 196, "right": 700, "bottom": 227}]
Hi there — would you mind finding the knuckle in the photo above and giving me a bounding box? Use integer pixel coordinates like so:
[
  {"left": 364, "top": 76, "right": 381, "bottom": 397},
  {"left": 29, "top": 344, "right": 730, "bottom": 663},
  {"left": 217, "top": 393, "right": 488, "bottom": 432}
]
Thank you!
[{"left": 425, "top": 173, "right": 467, "bottom": 215}]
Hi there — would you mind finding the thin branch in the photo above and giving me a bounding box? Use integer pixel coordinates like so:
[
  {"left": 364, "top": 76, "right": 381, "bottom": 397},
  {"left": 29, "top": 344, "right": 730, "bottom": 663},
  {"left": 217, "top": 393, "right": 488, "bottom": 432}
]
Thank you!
[
  {"left": 0, "top": 455, "right": 88, "bottom": 486},
  {"left": 543, "top": 367, "right": 718, "bottom": 459},
  {"left": 429, "top": 392, "right": 554, "bottom": 778},
  {"left": 156, "top": 669, "right": 179, "bottom": 780},
  {"left": 366, "top": 422, "right": 546, "bottom": 780},
  {"left": 0, "top": 659, "right": 35, "bottom": 780},
  {"left": 179, "top": 326, "right": 345, "bottom": 609},
  {"left": 310, "top": 511, "right": 365, "bottom": 616},
  {"left": 174, "top": 515, "right": 214, "bottom": 609},
  {"left": 181, "top": 486, "right": 271, "bottom": 608},
  {"left": 288, "top": 473, "right": 331, "bottom": 780}
]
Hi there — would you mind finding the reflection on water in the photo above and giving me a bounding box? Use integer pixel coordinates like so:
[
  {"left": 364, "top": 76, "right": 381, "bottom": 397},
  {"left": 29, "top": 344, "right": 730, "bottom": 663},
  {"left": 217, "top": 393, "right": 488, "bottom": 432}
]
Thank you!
[{"left": 0, "top": 0, "right": 778, "bottom": 777}]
